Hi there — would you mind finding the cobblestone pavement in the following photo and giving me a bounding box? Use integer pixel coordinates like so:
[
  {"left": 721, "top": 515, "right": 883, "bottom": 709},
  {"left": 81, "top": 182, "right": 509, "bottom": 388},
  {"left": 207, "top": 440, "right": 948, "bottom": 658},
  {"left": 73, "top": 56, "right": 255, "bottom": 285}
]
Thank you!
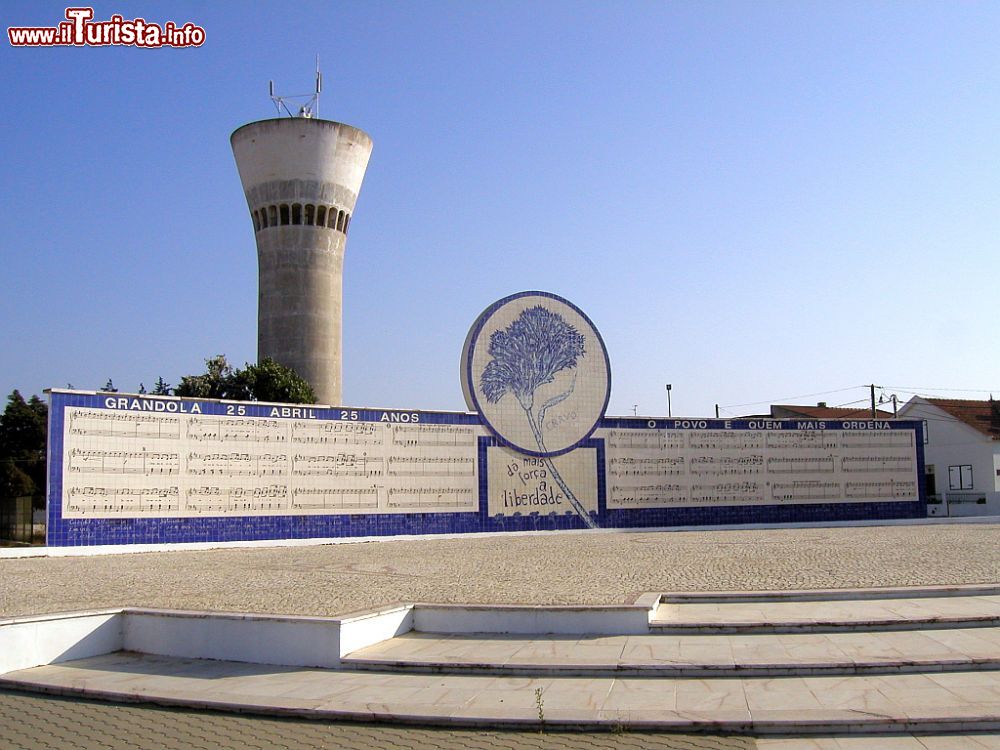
[
  {"left": 0, "top": 689, "right": 753, "bottom": 750},
  {"left": 1, "top": 523, "right": 998, "bottom": 749},
  {"left": 1, "top": 524, "right": 998, "bottom": 619}
]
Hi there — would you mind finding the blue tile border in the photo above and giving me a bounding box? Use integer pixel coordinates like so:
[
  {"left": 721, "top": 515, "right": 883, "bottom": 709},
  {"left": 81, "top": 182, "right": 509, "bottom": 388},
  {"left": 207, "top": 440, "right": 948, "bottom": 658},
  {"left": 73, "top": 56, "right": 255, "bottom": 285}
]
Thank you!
[{"left": 45, "top": 391, "right": 927, "bottom": 546}]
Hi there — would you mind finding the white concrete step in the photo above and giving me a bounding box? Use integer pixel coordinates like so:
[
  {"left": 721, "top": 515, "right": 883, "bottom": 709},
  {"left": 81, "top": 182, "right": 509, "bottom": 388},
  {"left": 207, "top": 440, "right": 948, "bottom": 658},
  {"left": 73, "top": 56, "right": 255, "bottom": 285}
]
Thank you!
[
  {"left": 3, "top": 588, "right": 999, "bottom": 735},
  {"left": 341, "top": 626, "right": 1000, "bottom": 677},
  {"left": 651, "top": 588, "right": 1000, "bottom": 634},
  {"left": 2, "top": 652, "right": 998, "bottom": 734}
]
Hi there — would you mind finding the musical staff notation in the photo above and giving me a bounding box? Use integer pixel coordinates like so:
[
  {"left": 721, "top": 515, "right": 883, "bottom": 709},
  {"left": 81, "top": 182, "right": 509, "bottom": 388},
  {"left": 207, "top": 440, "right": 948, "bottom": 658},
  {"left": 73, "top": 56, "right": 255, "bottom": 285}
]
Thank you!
[
  {"left": 689, "top": 455, "right": 763, "bottom": 476},
  {"left": 386, "top": 487, "right": 475, "bottom": 508},
  {"left": 187, "top": 451, "right": 287, "bottom": 477},
  {"left": 770, "top": 481, "right": 840, "bottom": 503},
  {"left": 291, "top": 487, "right": 378, "bottom": 510},
  {"left": 186, "top": 417, "right": 287, "bottom": 443},
  {"left": 609, "top": 483, "right": 687, "bottom": 507},
  {"left": 845, "top": 479, "right": 916, "bottom": 499},
  {"left": 60, "top": 404, "right": 922, "bottom": 520},
  {"left": 766, "top": 455, "right": 835, "bottom": 474},
  {"left": 291, "top": 421, "right": 382, "bottom": 446},
  {"left": 186, "top": 484, "right": 289, "bottom": 513},
  {"left": 68, "top": 448, "right": 179, "bottom": 475},
  {"left": 292, "top": 452, "right": 384, "bottom": 477},
  {"left": 841, "top": 455, "right": 913, "bottom": 473},
  {"left": 766, "top": 432, "right": 839, "bottom": 450},
  {"left": 387, "top": 456, "right": 475, "bottom": 477},
  {"left": 66, "top": 486, "right": 180, "bottom": 514},
  {"left": 608, "top": 456, "right": 685, "bottom": 477},
  {"left": 602, "top": 422, "right": 921, "bottom": 512},
  {"left": 690, "top": 481, "right": 760, "bottom": 503},
  {"left": 688, "top": 432, "right": 763, "bottom": 451},
  {"left": 390, "top": 424, "right": 476, "bottom": 448},
  {"left": 61, "top": 406, "right": 482, "bottom": 520},
  {"left": 68, "top": 410, "right": 181, "bottom": 440},
  {"left": 606, "top": 430, "right": 685, "bottom": 451}
]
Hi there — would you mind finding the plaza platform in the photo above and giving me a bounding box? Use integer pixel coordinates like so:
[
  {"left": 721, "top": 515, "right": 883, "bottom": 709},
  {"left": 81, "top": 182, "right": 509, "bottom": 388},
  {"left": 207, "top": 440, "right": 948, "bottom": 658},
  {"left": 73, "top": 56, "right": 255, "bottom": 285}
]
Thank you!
[{"left": 2, "top": 585, "right": 999, "bottom": 740}]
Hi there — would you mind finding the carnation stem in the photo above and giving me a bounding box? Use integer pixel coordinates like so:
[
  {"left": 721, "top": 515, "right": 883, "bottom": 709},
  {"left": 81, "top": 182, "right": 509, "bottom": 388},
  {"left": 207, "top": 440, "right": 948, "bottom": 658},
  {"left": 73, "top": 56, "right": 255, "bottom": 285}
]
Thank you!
[{"left": 524, "top": 407, "right": 598, "bottom": 529}]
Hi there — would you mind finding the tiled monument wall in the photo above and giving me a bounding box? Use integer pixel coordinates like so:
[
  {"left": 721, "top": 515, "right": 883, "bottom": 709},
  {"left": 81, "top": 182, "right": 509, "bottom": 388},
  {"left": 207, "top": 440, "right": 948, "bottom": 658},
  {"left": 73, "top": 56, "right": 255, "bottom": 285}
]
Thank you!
[{"left": 46, "top": 391, "right": 926, "bottom": 546}]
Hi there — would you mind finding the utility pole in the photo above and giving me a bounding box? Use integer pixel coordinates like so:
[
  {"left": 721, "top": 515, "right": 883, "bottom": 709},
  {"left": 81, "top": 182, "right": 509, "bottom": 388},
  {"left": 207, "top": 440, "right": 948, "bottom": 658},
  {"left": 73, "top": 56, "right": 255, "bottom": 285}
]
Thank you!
[
  {"left": 715, "top": 404, "right": 720, "bottom": 418},
  {"left": 666, "top": 384, "right": 672, "bottom": 418},
  {"left": 870, "top": 384, "right": 877, "bottom": 418}
]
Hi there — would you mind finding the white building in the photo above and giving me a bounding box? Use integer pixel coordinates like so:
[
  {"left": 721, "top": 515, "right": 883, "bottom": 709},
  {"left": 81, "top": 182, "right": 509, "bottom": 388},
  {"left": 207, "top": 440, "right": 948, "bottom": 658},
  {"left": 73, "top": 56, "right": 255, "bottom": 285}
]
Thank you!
[{"left": 897, "top": 397, "right": 1000, "bottom": 517}]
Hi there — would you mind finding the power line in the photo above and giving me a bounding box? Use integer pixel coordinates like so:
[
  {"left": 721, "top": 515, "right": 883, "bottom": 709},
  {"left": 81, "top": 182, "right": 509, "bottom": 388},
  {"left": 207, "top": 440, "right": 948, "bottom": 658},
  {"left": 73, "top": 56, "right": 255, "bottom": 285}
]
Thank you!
[
  {"left": 720, "top": 385, "right": 864, "bottom": 410},
  {"left": 720, "top": 384, "right": 996, "bottom": 416},
  {"left": 828, "top": 397, "right": 871, "bottom": 409},
  {"left": 881, "top": 385, "right": 997, "bottom": 394}
]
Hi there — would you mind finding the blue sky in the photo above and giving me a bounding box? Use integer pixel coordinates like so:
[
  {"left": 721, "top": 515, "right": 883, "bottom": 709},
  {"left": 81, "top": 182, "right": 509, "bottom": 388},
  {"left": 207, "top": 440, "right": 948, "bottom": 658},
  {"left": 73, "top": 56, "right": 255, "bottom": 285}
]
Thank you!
[{"left": 2, "top": 1, "right": 998, "bottom": 417}]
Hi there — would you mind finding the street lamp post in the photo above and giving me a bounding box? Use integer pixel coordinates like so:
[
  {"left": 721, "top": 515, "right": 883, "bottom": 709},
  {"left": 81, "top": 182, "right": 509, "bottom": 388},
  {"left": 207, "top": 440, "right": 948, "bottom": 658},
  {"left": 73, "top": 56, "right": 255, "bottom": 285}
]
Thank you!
[{"left": 666, "top": 384, "right": 672, "bottom": 418}]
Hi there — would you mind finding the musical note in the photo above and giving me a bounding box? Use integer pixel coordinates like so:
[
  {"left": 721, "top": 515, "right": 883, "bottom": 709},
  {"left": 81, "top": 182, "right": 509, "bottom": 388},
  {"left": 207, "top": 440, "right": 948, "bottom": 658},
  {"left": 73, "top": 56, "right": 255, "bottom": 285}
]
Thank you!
[
  {"left": 766, "top": 455, "right": 836, "bottom": 474},
  {"left": 68, "top": 448, "right": 179, "bottom": 475},
  {"left": 186, "top": 485, "right": 289, "bottom": 513},
  {"left": 841, "top": 455, "right": 913, "bottom": 473},
  {"left": 187, "top": 451, "right": 287, "bottom": 477},
  {"left": 389, "top": 424, "right": 475, "bottom": 448},
  {"left": 609, "top": 483, "right": 687, "bottom": 507},
  {"left": 689, "top": 454, "right": 763, "bottom": 476},
  {"left": 606, "top": 430, "right": 685, "bottom": 451},
  {"left": 291, "top": 487, "right": 378, "bottom": 510},
  {"left": 766, "top": 432, "right": 839, "bottom": 450},
  {"left": 65, "top": 486, "right": 180, "bottom": 514},
  {"left": 386, "top": 455, "right": 474, "bottom": 477},
  {"left": 844, "top": 479, "right": 916, "bottom": 499},
  {"left": 67, "top": 409, "right": 182, "bottom": 439},
  {"left": 386, "top": 487, "right": 475, "bottom": 508},
  {"left": 770, "top": 481, "right": 840, "bottom": 502},
  {"left": 291, "top": 421, "right": 382, "bottom": 446},
  {"left": 608, "top": 456, "right": 685, "bottom": 477},
  {"left": 690, "top": 481, "right": 760, "bottom": 503},
  {"left": 688, "top": 432, "right": 763, "bottom": 450}
]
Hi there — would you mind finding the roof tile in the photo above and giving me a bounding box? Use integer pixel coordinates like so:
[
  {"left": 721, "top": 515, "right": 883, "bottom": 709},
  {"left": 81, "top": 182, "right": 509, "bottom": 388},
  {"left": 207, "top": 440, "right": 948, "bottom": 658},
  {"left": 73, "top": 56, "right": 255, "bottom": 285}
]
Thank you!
[{"left": 926, "top": 398, "right": 1000, "bottom": 440}]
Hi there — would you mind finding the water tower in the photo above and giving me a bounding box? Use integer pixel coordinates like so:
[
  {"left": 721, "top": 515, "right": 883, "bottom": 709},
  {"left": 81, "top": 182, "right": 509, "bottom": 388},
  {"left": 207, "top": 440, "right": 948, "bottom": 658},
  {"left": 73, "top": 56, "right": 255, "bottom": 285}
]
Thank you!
[{"left": 230, "top": 68, "right": 373, "bottom": 405}]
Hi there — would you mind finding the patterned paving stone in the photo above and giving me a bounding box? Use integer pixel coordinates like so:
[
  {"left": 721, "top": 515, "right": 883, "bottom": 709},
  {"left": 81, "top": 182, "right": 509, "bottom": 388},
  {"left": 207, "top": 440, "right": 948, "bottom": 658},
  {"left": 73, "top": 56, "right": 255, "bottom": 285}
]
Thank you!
[
  {"left": 0, "top": 689, "right": 754, "bottom": 750},
  {"left": 1, "top": 523, "right": 998, "bottom": 748},
  {"left": 2, "top": 524, "right": 998, "bottom": 619}
]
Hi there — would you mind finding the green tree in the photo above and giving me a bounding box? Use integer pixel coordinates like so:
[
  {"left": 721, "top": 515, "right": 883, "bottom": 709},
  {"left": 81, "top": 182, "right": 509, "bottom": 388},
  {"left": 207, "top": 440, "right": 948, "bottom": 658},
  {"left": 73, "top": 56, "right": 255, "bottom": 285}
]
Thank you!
[
  {"left": 102, "top": 379, "right": 117, "bottom": 392},
  {"left": 151, "top": 377, "right": 171, "bottom": 396},
  {"left": 0, "top": 390, "right": 48, "bottom": 510},
  {"left": 242, "top": 358, "right": 316, "bottom": 404},
  {"left": 0, "top": 457, "right": 35, "bottom": 499},
  {"left": 174, "top": 356, "right": 315, "bottom": 404},
  {"left": 173, "top": 355, "right": 233, "bottom": 399}
]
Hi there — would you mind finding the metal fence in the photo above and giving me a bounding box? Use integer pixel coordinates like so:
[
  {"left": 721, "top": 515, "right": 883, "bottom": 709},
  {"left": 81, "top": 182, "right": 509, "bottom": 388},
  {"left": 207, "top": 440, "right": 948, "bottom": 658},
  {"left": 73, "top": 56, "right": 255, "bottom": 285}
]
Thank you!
[
  {"left": 0, "top": 496, "right": 41, "bottom": 545},
  {"left": 926, "top": 492, "right": 988, "bottom": 518}
]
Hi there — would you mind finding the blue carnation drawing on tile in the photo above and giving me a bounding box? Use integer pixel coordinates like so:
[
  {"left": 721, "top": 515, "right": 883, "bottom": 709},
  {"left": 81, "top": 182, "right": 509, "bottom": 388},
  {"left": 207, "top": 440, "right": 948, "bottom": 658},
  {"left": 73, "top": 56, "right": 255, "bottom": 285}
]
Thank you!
[{"left": 480, "top": 305, "right": 597, "bottom": 528}]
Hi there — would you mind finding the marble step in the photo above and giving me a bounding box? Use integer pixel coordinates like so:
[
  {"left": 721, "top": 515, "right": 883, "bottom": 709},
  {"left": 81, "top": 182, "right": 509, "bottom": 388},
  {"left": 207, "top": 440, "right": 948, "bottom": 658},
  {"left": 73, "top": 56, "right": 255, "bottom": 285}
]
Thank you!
[
  {"left": 650, "top": 590, "right": 1000, "bottom": 634},
  {"left": 342, "top": 627, "right": 1000, "bottom": 677},
  {"left": 3, "top": 652, "right": 998, "bottom": 734}
]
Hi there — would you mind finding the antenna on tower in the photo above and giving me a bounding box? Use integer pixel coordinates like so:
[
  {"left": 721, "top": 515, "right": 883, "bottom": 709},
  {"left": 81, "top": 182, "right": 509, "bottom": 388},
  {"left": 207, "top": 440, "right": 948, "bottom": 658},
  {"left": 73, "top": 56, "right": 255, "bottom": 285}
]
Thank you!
[{"left": 269, "top": 56, "right": 322, "bottom": 119}]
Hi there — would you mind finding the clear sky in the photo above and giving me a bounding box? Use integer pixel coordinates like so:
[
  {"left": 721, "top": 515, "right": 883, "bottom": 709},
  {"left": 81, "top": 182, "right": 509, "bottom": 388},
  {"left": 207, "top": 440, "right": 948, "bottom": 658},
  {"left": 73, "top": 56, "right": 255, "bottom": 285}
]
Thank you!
[{"left": 2, "top": 1, "right": 998, "bottom": 417}]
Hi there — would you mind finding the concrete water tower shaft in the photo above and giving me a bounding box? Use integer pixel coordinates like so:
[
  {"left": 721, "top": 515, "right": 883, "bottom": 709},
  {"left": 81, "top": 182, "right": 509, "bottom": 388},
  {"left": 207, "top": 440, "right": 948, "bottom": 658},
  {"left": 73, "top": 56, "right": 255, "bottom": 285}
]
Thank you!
[{"left": 231, "top": 117, "right": 373, "bottom": 405}]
